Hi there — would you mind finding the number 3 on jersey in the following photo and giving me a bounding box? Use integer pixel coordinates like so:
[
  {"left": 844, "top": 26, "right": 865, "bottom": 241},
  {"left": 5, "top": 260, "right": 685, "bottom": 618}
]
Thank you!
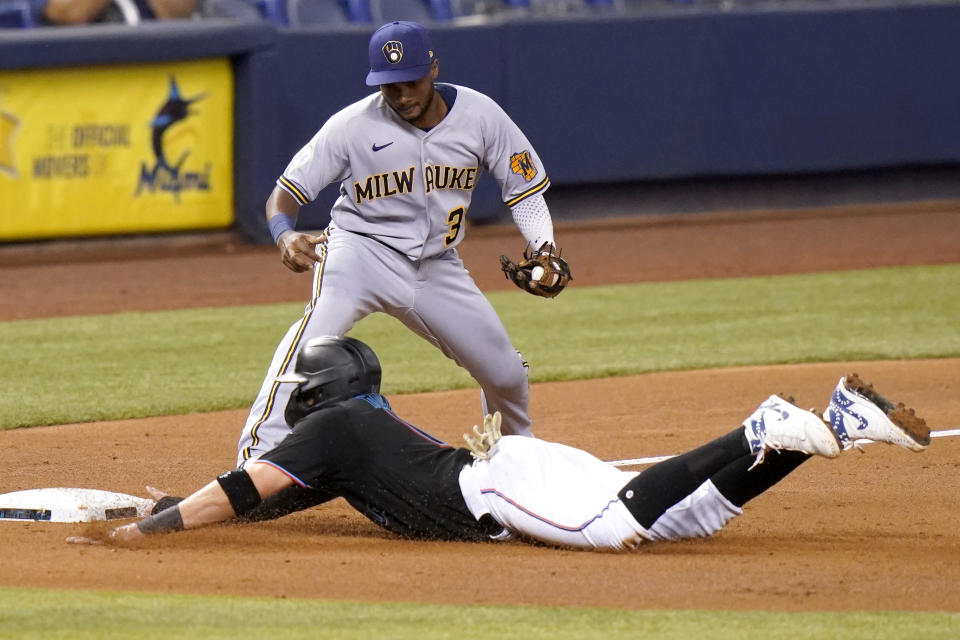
[{"left": 444, "top": 207, "right": 465, "bottom": 246}]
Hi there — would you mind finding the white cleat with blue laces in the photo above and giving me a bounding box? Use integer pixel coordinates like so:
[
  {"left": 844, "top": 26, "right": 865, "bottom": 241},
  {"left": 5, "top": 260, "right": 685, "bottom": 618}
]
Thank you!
[
  {"left": 822, "top": 374, "right": 931, "bottom": 452},
  {"left": 743, "top": 395, "right": 841, "bottom": 468}
]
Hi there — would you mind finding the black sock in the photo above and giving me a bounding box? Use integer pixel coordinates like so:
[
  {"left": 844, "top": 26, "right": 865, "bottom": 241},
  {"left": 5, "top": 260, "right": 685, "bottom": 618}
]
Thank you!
[
  {"left": 710, "top": 450, "right": 810, "bottom": 507},
  {"left": 618, "top": 427, "right": 750, "bottom": 528}
]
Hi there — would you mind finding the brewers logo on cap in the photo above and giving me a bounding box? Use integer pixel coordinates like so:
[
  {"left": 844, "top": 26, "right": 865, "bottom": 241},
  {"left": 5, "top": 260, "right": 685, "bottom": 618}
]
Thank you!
[{"left": 382, "top": 41, "right": 403, "bottom": 64}]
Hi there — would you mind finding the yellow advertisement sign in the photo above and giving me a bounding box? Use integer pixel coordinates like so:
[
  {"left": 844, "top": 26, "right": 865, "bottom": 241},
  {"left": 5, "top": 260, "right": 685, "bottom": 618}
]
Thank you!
[{"left": 0, "top": 58, "right": 233, "bottom": 240}]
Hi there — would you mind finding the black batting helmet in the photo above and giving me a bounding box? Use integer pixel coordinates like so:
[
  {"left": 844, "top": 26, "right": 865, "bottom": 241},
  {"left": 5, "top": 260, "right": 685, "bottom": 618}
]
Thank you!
[{"left": 277, "top": 336, "right": 382, "bottom": 424}]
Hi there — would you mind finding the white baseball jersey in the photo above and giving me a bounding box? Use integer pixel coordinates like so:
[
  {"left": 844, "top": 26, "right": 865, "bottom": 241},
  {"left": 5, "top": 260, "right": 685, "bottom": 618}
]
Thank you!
[{"left": 276, "top": 83, "right": 550, "bottom": 259}]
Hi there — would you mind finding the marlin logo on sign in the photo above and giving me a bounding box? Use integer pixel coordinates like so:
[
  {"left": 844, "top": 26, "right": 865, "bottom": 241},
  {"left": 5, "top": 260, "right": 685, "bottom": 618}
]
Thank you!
[{"left": 136, "top": 76, "right": 211, "bottom": 200}]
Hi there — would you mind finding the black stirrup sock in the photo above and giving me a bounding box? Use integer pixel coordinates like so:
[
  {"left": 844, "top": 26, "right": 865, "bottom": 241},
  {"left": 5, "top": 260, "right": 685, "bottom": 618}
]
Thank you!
[
  {"left": 618, "top": 427, "right": 750, "bottom": 529},
  {"left": 710, "top": 450, "right": 811, "bottom": 507}
]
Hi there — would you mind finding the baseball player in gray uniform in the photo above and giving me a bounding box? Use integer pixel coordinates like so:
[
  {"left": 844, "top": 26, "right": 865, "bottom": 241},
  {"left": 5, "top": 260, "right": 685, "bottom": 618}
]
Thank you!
[
  {"left": 237, "top": 20, "right": 564, "bottom": 469},
  {"left": 85, "top": 337, "right": 931, "bottom": 550}
]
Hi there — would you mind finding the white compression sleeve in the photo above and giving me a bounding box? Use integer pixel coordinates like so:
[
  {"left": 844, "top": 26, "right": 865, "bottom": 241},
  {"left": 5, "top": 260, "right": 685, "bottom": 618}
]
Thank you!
[{"left": 510, "top": 194, "right": 554, "bottom": 249}]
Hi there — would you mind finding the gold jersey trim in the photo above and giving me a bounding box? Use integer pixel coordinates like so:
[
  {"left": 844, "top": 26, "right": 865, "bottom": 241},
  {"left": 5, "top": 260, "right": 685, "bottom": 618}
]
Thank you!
[
  {"left": 242, "top": 242, "right": 328, "bottom": 461},
  {"left": 505, "top": 176, "right": 550, "bottom": 207},
  {"left": 278, "top": 175, "right": 309, "bottom": 205}
]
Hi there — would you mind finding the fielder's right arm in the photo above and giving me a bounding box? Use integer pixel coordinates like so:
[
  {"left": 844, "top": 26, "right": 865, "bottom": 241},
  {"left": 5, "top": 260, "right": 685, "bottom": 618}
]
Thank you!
[{"left": 266, "top": 187, "right": 326, "bottom": 273}]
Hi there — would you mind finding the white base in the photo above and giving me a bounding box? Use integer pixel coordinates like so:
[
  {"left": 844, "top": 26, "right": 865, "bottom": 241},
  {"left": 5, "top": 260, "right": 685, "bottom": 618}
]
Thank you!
[{"left": 0, "top": 488, "right": 153, "bottom": 523}]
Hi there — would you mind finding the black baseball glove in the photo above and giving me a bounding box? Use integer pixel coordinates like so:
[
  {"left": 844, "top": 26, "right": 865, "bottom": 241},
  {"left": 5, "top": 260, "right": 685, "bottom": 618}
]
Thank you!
[{"left": 500, "top": 242, "right": 572, "bottom": 298}]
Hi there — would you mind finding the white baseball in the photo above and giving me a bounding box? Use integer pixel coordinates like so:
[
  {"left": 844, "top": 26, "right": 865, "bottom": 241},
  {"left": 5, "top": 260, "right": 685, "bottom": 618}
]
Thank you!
[{"left": 530, "top": 265, "right": 545, "bottom": 281}]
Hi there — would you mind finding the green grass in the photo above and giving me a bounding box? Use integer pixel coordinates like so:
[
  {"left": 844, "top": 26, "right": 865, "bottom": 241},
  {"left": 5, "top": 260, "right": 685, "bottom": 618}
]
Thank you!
[
  {"left": 0, "top": 588, "right": 956, "bottom": 640},
  {"left": 1, "top": 264, "right": 958, "bottom": 430},
  {"left": 2, "top": 265, "right": 958, "bottom": 636}
]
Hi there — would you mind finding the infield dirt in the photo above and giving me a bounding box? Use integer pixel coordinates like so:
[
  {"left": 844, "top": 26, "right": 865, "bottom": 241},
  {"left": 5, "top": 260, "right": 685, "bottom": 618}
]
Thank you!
[{"left": 1, "top": 201, "right": 958, "bottom": 611}]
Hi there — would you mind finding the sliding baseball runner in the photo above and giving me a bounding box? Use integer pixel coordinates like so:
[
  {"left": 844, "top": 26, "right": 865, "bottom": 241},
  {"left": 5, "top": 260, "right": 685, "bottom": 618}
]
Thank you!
[{"left": 84, "top": 339, "right": 932, "bottom": 551}]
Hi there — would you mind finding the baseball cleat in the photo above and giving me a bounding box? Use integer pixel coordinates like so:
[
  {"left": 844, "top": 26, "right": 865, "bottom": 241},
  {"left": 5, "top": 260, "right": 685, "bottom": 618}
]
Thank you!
[
  {"left": 743, "top": 394, "right": 842, "bottom": 468},
  {"left": 822, "top": 374, "right": 931, "bottom": 452}
]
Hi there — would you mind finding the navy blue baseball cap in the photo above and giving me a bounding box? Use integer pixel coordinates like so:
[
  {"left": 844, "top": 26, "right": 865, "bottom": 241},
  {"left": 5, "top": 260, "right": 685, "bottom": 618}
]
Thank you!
[{"left": 365, "top": 21, "right": 436, "bottom": 86}]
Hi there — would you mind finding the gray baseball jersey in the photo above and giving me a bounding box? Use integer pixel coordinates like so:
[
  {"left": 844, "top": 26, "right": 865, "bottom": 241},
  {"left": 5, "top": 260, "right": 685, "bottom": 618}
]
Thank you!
[
  {"left": 237, "top": 83, "right": 550, "bottom": 466},
  {"left": 277, "top": 83, "right": 549, "bottom": 260}
]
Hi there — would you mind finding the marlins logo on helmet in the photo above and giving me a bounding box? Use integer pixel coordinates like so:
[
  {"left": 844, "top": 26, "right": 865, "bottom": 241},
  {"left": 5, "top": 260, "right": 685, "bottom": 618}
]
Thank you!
[{"left": 382, "top": 41, "right": 403, "bottom": 64}]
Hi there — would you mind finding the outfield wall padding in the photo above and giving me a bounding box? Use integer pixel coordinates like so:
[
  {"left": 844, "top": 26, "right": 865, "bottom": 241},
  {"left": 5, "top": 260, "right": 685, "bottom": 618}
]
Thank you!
[{"left": 3, "top": 3, "right": 959, "bottom": 241}]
